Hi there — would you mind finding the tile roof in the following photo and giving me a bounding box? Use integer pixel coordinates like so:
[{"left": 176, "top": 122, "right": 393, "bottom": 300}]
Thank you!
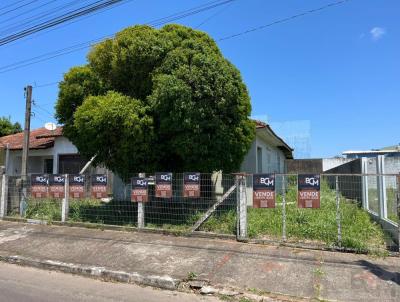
[{"left": 0, "top": 127, "right": 63, "bottom": 150}]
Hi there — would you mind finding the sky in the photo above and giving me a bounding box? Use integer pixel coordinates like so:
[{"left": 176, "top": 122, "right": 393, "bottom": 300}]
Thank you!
[{"left": 0, "top": 0, "right": 398, "bottom": 158}]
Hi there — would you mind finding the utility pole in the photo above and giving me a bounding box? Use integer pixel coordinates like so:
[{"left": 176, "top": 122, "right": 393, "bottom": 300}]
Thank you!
[{"left": 20, "top": 85, "right": 32, "bottom": 215}]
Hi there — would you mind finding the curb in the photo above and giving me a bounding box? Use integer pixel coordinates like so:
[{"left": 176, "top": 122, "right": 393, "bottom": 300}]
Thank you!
[
  {"left": 0, "top": 253, "right": 309, "bottom": 302},
  {"left": 0, "top": 254, "right": 179, "bottom": 291}
]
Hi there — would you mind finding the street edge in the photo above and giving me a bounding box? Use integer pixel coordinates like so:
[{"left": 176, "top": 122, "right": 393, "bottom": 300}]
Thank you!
[{"left": 0, "top": 253, "right": 314, "bottom": 302}]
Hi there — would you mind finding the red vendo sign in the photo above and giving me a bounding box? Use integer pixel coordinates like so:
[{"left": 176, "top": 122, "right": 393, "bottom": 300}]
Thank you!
[
  {"left": 183, "top": 173, "right": 200, "bottom": 198},
  {"left": 69, "top": 175, "right": 85, "bottom": 199},
  {"left": 155, "top": 173, "right": 172, "bottom": 198},
  {"left": 298, "top": 174, "right": 320, "bottom": 208},
  {"left": 31, "top": 174, "right": 48, "bottom": 198},
  {"left": 48, "top": 175, "right": 65, "bottom": 199},
  {"left": 131, "top": 177, "right": 148, "bottom": 202},
  {"left": 91, "top": 175, "right": 108, "bottom": 199},
  {"left": 253, "top": 174, "right": 275, "bottom": 208}
]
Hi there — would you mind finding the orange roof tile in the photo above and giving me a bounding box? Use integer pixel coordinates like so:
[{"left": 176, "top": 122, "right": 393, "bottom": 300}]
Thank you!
[{"left": 0, "top": 127, "right": 63, "bottom": 150}]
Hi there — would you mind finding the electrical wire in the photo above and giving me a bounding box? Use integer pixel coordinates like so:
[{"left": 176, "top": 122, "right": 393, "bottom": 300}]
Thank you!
[
  {"left": 0, "top": 0, "right": 40, "bottom": 18},
  {"left": 0, "top": 0, "right": 126, "bottom": 45},
  {"left": 0, "top": 0, "right": 29, "bottom": 12},
  {"left": 0, "top": 0, "right": 234, "bottom": 74},
  {"left": 218, "top": 0, "right": 349, "bottom": 41},
  {"left": 0, "top": 0, "right": 59, "bottom": 27}
]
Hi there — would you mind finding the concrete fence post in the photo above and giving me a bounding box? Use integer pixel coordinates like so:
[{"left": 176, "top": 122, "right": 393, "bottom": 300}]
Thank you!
[
  {"left": 377, "top": 155, "right": 387, "bottom": 219},
  {"left": 282, "top": 175, "right": 287, "bottom": 242},
  {"left": 236, "top": 174, "right": 247, "bottom": 240},
  {"left": 61, "top": 174, "right": 69, "bottom": 223},
  {"left": 0, "top": 174, "right": 8, "bottom": 218},
  {"left": 396, "top": 174, "right": 400, "bottom": 253},
  {"left": 335, "top": 175, "right": 342, "bottom": 248},
  {"left": 361, "top": 157, "right": 369, "bottom": 210},
  {"left": 137, "top": 173, "right": 145, "bottom": 229}
]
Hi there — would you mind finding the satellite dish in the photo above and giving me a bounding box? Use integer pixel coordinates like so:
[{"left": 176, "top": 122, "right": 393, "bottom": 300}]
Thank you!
[{"left": 44, "top": 122, "right": 57, "bottom": 131}]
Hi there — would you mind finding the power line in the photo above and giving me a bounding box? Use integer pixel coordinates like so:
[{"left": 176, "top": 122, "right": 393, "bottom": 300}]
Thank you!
[
  {"left": 0, "top": 1, "right": 89, "bottom": 33},
  {"left": 32, "top": 100, "right": 54, "bottom": 118},
  {"left": 195, "top": 0, "right": 236, "bottom": 29},
  {"left": 0, "top": 0, "right": 126, "bottom": 46},
  {"left": 0, "top": 0, "right": 233, "bottom": 74},
  {"left": 0, "top": 0, "right": 59, "bottom": 27},
  {"left": 0, "top": 0, "right": 29, "bottom": 12},
  {"left": 0, "top": 0, "right": 40, "bottom": 18},
  {"left": 218, "top": 0, "right": 349, "bottom": 41}
]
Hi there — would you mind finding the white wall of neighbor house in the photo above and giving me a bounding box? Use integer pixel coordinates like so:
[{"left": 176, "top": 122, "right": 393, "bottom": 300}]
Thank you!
[
  {"left": 322, "top": 158, "right": 354, "bottom": 171},
  {"left": 240, "top": 135, "right": 286, "bottom": 174},
  {"left": 240, "top": 133, "right": 287, "bottom": 207}
]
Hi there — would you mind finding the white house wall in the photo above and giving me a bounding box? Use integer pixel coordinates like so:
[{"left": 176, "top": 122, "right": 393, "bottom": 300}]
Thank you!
[
  {"left": 254, "top": 136, "right": 286, "bottom": 174},
  {"left": 6, "top": 136, "right": 79, "bottom": 175},
  {"left": 239, "top": 140, "right": 257, "bottom": 173}
]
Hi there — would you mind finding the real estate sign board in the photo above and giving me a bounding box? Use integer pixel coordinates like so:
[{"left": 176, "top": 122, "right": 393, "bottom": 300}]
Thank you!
[
  {"left": 31, "top": 174, "right": 48, "bottom": 198},
  {"left": 253, "top": 173, "right": 275, "bottom": 208},
  {"left": 183, "top": 172, "right": 200, "bottom": 198},
  {"left": 69, "top": 174, "right": 85, "bottom": 199},
  {"left": 91, "top": 174, "right": 108, "bottom": 199},
  {"left": 48, "top": 174, "right": 65, "bottom": 199},
  {"left": 131, "top": 177, "right": 148, "bottom": 202},
  {"left": 155, "top": 172, "right": 172, "bottom": 198},
  {"left": 298, "top": 174, "right": 320, "bottom": 208}
]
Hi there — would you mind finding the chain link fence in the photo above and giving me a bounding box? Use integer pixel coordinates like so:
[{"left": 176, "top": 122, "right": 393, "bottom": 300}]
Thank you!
[{"left": 0, "top": 172, "right": 398, "bottom": 255}]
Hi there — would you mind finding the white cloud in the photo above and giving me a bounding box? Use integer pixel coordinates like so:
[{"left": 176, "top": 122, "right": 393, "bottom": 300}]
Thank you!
[{"left": 370, "top": 27, "right": 386, "bottom": 41}]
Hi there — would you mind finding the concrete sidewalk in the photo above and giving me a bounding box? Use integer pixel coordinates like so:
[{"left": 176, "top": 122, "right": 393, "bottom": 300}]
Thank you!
[{"left": 0, "top": 221, "right": 399, "bottom": 302}]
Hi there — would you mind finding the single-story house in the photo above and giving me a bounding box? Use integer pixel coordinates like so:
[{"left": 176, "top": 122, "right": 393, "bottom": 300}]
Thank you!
[
  {"left": 0, "top": 121, "right": 293, "bottom": 177},
  {"left": 240, "top": 120, "right": 293, "bottom": 174},
  {"left": 0, "top": 127, "right": 86, "bottom": 175}
]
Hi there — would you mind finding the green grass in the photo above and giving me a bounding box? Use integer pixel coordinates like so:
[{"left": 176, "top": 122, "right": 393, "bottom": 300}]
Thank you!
[{"left": 25, "top": 198, "right": 62, "bottom": 223}]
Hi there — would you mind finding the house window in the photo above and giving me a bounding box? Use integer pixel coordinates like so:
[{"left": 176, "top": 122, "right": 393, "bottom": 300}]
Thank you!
[
  {"left": 58, "top": 154, "right": 86, "bottom": 174},
  {"left": 44, "top": 159, "right": 53, "bottom": 174},
  {"left": 257, "top": 147, "right": 263, "bottom": 173}
]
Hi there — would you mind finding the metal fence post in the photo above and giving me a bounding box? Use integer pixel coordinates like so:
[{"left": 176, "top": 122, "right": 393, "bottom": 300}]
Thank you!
[
  {"left": 282, "top": 175, "right": 287, "bottom": 242},
  {"left": 236, "top": 174, "right": 247, "bottom": 240},
  {"left": 377, "top": 155, "right": 387, "bottom": 219},
  {"left": 0, "top": 174, "right": 8, "bottom": 219},
  {"left": 361, "top": 157, "right": 369, "bottom": 210},
  {"left": 335, "top": 175, "right": 342, "bottom": 248},
  {"left": 61, "top": 174, "right": 69, "bottom": 223},
  {"left": 137, "top": 172, "right": 145, "bottom": 229},
  {"left": 397, "top": 173, "right": 400, "bottom": 253}
]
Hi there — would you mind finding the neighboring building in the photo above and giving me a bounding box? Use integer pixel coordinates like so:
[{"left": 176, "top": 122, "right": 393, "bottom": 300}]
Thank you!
[
  {"left": 285, "top": 157, "right": 354, "bottom": 174},
  {"left": 0, "top": 127, "right": 90, "bottom": 175},
  {"left": 240, "top": 121, "right": 293, "bottom": 174},
  {"left": 343, "top": 144, "right": 400, "bottom": 159}
]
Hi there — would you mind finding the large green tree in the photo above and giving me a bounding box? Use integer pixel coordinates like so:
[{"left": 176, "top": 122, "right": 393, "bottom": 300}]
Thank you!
[
  {"left": 56, "top": 24, "right": 255, "bottom": 180},
  {"left": 0, "top": 116, "right": 22, "bottom": 137}
]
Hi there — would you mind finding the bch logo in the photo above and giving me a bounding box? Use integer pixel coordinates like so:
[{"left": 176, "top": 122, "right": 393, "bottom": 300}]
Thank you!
[
  {"left": 161, "top": 174, "right": 171, "bottom": 181},
  {"left": 260, "top": 177, "right": 274, "bottom": 186},
  {"left": 305, "top": 177, "right": 319, "bottom": 186},
  {"left": 35, "top": 176, "right": 47, "bottom": 183},
  {"left": 188, "top": 174, "right": 199, "bottom": 182},
  {"left": 54, "top": 176, "right": 64, "bottom": 183},
  {"left": 96, "top": 176, "right": 107, "bottom": 183},
  {"left": 136, "top": 179, "right": 147, "bottom": 186},
  {"left": 73, "top": 176, "right": 84, "bottom": 183}
]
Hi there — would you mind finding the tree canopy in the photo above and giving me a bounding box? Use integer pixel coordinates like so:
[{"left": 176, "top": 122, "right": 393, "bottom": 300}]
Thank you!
[
  {"left": 56, "top": 24, "right": 255, "bottom": 180},
  {"left": 0, "top": 116, "right": 22, "bottom": 137}
]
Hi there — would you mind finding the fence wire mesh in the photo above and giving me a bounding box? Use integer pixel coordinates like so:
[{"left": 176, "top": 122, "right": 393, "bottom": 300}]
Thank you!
[{"left": 0, "top": 172, "right": 398, "bottom": 255}]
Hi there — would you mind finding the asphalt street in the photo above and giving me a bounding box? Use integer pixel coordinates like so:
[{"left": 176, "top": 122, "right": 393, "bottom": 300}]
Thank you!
[{"left": 0, "top": 262, "right": 218, "bottom": 302}]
